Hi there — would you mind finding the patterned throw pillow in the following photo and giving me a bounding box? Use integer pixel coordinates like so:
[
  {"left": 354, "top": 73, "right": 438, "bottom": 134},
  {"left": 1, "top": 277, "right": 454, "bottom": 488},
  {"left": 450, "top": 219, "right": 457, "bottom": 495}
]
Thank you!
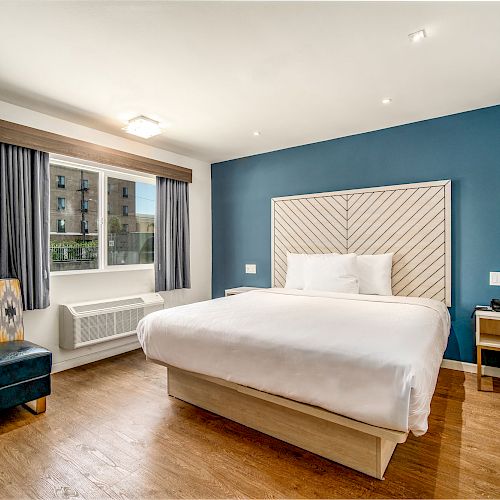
[{"left": 0, "top": 279, "right": 24, "bottom": 342}]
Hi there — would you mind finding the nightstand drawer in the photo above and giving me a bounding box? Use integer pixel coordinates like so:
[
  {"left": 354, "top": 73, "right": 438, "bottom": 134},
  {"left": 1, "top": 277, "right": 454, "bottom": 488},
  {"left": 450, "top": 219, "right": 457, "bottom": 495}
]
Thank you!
[
  {"left": 475, "top": 309, "right": 500, "bottom": 390},
  {"left": 478, "top": 318, "right": 500, "bottom": 336}
]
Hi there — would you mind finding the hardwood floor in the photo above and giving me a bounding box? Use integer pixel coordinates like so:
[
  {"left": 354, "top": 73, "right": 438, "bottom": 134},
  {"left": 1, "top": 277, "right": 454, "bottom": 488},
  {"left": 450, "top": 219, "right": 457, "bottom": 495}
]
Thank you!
[{"left": 0, "top": 349, "right": 498, "bottom": 499}]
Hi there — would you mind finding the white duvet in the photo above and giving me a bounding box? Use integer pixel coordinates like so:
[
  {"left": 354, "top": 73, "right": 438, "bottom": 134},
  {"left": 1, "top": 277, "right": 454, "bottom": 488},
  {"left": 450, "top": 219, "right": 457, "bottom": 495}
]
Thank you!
[{"left": 137, "top": 289, "right": 450, "bottom": 436}]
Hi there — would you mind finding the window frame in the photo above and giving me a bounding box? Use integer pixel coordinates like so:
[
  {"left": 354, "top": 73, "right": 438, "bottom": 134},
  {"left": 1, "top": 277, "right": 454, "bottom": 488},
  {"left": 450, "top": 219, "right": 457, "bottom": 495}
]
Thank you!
[{"left": 49, "top": 156, "right": 156, "bottom": 276}]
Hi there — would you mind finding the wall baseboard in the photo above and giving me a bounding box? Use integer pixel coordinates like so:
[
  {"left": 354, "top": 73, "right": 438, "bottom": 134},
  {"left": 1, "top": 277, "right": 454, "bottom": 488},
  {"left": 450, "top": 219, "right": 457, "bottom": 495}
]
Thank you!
[
  {"left": 441, "top": 358, "right": 500, "bottom": 378},
  {"left": 51, "top": 340, "right": 141, "bottom": 374}
]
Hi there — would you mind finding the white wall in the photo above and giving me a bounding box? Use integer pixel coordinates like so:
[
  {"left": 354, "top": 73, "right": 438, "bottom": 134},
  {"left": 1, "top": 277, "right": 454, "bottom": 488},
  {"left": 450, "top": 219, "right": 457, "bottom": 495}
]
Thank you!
[{"left": 0, "top": 100, "right": 212, "bottom": 372}]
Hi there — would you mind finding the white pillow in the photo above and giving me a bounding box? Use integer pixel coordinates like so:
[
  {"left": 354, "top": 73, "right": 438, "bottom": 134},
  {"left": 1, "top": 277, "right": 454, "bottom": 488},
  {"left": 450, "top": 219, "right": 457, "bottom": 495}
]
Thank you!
[
  {"left": 284, "top": 253, "right": 338, "bottom": 289},
  {"left": 284, "top": 253, "right": 309, "bottom": 289},
  {"left": 357, "top": 253, "right": 393, "bottom": 296},
  {"left": 303, "top": 253, "right": 359, "bottom": 294}
]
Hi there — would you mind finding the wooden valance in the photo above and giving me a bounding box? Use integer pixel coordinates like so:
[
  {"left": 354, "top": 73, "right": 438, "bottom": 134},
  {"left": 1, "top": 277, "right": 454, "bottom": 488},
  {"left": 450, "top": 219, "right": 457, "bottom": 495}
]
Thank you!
[{"left": 0, "top": 119, "right": 192, "bottom": 183}]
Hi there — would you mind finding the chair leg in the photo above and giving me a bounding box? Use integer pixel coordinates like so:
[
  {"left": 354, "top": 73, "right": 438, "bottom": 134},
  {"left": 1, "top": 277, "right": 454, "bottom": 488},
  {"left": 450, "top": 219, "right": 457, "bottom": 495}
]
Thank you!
[
  {"left": 35, "top": 397, "right": 46, "bottom": 414},
  {"left": 24, "top": 397, "right": 47, "bottom": 415}
]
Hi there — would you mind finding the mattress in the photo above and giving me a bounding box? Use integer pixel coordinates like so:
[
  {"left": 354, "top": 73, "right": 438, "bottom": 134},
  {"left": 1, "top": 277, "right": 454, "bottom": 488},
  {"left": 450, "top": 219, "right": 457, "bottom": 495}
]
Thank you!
[{"left": 137, "top": 288, "right": 450, "bottom": 436}]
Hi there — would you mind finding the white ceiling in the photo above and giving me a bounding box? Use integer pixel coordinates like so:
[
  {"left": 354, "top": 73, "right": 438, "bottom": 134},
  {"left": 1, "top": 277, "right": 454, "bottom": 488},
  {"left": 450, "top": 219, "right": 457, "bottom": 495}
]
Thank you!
[{"left": 1, "top": 1, "right": 499, "bottom": 163}]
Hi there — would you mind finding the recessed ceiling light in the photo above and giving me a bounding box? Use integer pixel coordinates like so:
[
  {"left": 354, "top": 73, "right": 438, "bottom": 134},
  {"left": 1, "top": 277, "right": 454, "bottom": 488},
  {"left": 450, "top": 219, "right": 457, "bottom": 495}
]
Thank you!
[
  {"left": 123, "top": 116, "right": 162, "bottom": 139},
  {"left": 408, "top": 29, "right": 426, "bottom": 43},
  {"left": 382, "top": 98, "right": 392, "bottom": 105},
  {"left": 253, "top": 131, "right": 261, "bottom": 136}
]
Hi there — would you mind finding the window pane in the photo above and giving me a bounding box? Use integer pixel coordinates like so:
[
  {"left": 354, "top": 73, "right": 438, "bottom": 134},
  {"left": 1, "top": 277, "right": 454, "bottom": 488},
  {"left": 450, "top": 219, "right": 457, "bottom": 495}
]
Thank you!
[
  {"left": 107, "top": 177, "right": 155, "bottom": 266},
  {"left": 50, "top": 164, "right": 99, "bottom": 271}
]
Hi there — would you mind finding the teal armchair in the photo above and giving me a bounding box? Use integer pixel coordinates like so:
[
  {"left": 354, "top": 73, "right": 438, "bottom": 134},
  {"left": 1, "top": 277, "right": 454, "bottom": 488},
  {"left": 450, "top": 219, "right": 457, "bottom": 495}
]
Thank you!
[{"left": 0, "top": 279, "right": 51, "bottom": 414}]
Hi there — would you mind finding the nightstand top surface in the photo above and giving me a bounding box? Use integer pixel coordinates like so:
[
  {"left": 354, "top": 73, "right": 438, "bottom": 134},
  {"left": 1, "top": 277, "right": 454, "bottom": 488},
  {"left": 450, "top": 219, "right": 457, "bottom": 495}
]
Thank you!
[
  {"left": 225, "top": 287, "right": 265, "bottom": 293},
  {"left": 475, "top": 309, "right": 500, "bottom": 319}
]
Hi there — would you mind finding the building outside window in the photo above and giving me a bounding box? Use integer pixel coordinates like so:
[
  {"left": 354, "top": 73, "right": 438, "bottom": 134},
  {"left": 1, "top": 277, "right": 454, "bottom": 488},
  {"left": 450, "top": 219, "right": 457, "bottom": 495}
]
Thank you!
[
  {"left": 50, "top": 161, "right": 155, "bottom": 272},
  {"left": 50, "top": 163, "right": 99, "bottom": 272},
  {"left": 107, "top": 176, "right": 155, "bottom": 266}
]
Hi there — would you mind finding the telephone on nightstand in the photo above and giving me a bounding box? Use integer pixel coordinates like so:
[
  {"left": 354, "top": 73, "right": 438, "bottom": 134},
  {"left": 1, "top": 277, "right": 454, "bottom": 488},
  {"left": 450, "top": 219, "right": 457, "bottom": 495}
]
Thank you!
[{"left": 491, "top": 298, "right": 500, "bottom": 312}]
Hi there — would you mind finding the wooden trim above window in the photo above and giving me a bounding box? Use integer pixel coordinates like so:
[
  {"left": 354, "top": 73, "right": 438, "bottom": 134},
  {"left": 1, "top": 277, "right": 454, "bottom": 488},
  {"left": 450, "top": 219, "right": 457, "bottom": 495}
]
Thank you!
[{"left": 0, "top": 119, "right": 192, "bottom": 183}]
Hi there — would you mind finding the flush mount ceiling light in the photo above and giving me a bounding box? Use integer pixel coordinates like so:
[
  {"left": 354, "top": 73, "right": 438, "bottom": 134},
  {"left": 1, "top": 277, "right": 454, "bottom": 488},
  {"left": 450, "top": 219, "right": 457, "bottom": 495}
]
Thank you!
[
  {"left": 382, "top": 98, "right": 392, "bottom": 105},
  {"left": 408, "top": 29, "right": 427, "bottom": 43},
  {"left": 123, "top": 115, "right": 162, "bottom": 139},
  {"left": 253, "top": 131, "right": 261, "bottom": 136}
]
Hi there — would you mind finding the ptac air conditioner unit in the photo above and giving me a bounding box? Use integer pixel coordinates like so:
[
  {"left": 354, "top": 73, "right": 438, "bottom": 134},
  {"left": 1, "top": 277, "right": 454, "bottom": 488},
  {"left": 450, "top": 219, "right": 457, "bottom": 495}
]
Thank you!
[{"left": 59, "top": 293, "right": 164, "bottom": 349}]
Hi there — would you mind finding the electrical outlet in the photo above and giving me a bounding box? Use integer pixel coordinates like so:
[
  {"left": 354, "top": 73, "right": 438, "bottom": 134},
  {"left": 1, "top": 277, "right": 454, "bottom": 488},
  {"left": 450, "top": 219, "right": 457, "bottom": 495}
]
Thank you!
[
  {"left": 245, "top": 264, "right": 257, "bottom": 274},
  {"left": 490, "top": 272, "right": 500, "bottom": 286}
]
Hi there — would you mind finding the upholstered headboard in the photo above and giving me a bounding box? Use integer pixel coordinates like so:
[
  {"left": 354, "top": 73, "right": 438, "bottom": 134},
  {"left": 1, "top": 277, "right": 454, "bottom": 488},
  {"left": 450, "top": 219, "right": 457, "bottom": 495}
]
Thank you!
[{"left": 271, "top": 180, "right": 451, "bottom": 305}]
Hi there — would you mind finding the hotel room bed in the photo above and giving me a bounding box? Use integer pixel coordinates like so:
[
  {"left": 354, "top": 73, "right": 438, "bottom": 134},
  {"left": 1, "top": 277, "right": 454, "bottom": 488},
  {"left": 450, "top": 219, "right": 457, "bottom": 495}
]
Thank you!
[
  {"left": 137, "top": 288, "right": 450, "bottom": 436},
  {"left": 138, "top": 180, "right": 452, "bottom": 479}
]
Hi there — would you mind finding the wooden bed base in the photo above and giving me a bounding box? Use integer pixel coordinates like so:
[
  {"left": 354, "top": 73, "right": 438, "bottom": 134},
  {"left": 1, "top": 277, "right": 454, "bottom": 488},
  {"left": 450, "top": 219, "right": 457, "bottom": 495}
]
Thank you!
[{"left": 160, "top": 363, "right": 408, "bottom": 479}]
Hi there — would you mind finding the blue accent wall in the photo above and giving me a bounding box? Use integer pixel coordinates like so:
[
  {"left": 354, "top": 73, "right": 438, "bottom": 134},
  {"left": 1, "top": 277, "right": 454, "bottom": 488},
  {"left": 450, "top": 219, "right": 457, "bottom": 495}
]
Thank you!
[{"left": 212, "top": 105, "right": 500, "bottom": 365}]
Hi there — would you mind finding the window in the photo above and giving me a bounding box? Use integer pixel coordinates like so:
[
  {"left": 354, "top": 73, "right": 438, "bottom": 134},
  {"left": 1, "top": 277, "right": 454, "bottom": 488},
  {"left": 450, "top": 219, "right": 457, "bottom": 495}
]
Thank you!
[
  {"left": 107, "top": 176, "right": 155, "bottom": 266},
  {"left": 50, "top": 160, "right": 155, "bottom": 272},
  {"left": 50, "top": 163, "right": 99, "bottom": 272}
]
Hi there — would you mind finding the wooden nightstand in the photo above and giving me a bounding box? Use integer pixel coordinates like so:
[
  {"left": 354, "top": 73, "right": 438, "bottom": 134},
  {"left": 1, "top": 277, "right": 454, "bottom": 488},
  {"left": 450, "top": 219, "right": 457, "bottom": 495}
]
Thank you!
[
  {"left": 475, "top": 309, "right": 500, "bottom": 390},
  {"left": 224, "top": 287, "right": 266, "bottom": 297}
]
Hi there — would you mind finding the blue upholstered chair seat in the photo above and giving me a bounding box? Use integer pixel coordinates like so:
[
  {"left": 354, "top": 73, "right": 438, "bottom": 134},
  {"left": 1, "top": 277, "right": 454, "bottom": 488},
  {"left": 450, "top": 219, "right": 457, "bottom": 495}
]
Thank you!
[{"left": 0, "top": 340, "right": 52, "bottom": 410}]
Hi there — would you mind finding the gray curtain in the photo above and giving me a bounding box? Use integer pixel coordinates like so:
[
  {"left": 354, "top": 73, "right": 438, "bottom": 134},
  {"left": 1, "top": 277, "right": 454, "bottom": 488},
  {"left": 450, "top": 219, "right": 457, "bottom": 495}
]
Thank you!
[
  {"left": 155, "top": 177, "right": 190, "bottom": 291},
  {"left": 0, "top": 143, "right": 50, "bottom": 310}
]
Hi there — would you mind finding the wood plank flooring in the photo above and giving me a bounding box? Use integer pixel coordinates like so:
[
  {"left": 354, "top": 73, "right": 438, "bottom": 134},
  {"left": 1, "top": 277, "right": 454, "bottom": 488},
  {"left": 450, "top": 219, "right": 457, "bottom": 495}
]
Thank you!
[{"left": 0, "top": 349, "right": 499, "bottom": 499}]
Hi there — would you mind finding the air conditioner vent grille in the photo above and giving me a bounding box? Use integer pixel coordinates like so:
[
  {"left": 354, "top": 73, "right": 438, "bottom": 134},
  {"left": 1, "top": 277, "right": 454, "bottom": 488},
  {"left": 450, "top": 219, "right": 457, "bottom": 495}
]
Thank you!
[{"left": 60, "top": 293, "right": 163, "bottom": 350}]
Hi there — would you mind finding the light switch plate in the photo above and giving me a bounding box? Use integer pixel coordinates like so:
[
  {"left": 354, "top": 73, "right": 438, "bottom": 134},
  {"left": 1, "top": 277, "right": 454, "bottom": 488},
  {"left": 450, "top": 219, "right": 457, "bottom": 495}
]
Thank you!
[
  {"left": 490, "top": 272, "right": 500, "bottom": 286},
  {"left": 245, "top": 264, "right": 257, "bottom": 274}
]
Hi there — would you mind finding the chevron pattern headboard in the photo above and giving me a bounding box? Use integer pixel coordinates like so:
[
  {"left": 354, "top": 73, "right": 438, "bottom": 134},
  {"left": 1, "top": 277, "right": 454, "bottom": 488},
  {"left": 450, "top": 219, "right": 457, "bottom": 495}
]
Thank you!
[{"left": 271, "top": 180, "right": 451, "bottom": 305}]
